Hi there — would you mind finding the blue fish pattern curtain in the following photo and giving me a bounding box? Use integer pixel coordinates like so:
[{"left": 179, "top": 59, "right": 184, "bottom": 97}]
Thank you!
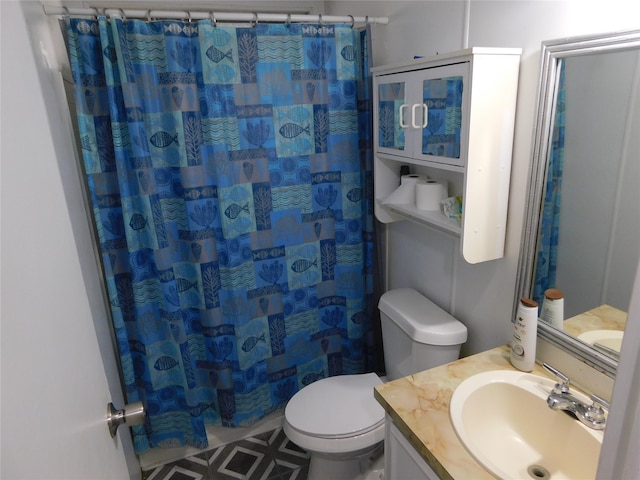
[
  {"left": 66, "top": 16, "right": 375, "bottom": 453},
  {"left": 533, "top": 60, "right": 566, "bottom": 305}
]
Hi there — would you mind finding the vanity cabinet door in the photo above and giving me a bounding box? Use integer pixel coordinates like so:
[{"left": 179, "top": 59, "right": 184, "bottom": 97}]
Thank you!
[{"left": 385, "top": 416, "right": 440, "bottom": 480}]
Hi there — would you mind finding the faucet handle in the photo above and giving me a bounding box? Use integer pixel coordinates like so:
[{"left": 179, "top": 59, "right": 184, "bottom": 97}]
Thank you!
[
  {"left": 542, "top": 363, "right": 570, "bottom": 394},
  {"left": 585, "top": 393, "right": 610, "bottom": 425}
]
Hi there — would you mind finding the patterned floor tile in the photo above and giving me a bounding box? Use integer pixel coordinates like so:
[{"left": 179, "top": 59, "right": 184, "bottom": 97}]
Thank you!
[
  {"left": 141, "top": 428, "right": 310, "bottom": 480},
  {"left": 206, "top": 437, "right": 281, "bottom": 480},
  {"left": 277, "top": 464, "right": 309, "bottom": 480},
  {"left": 142, "top": 452, "right": 209, "bottom": 480},
  {"left": 266, "top": 428, "right": 310, "bottom": 477}
]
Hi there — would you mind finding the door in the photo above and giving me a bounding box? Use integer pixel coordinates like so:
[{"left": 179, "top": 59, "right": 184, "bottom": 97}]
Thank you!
[
  {"left": 411, "top": 62, "right": 468, "bottom": 167},
  {"left": 374, "top": 72, "right": 409, "bottom": 157},
  {"left": 374, "top": 62, "right": 469, "bottom": 168},
  {"left": 1, "top": 3, "right": 138, "bottom": 478}
]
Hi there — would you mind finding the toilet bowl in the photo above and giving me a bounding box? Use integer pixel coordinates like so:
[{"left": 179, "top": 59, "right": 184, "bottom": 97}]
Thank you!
[
  {"left": 284, "top": 373, "right": 385, "bottom": 452},
  {"left": 284, "top": 373, "right": 385, "bottom": 480},
  {"left": 283, "top": 288, "right": 468, "bottom": 480}
]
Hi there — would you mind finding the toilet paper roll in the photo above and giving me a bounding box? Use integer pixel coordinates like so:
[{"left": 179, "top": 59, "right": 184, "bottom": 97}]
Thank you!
[
  {"left": 415, "top": 179, "right": 448, "bottom": 210},
  {"left": 381, "top": 183, "right": 416, "bottom": 205},
  {"left": 400, "top": 174, "right": 428, "bottom": 186},
  {"left": 382, "top": 174, "right": 429, "bottom": 205}
]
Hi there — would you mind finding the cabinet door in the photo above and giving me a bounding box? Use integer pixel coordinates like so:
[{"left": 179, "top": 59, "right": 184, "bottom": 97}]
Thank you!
[
  {"left": 410, "top": 62, "right": 469, "bottom": 167},
  {"left": 374, "top": 72, "right": 409, "bottom": 157},
  {"left": 385, "top": 417, "right": 441, "bottom": 480}
]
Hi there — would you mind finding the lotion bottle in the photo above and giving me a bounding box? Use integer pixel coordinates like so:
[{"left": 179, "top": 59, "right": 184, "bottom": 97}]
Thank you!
[
  {"left": 510, "top": 298, "right": 538, "bottom": 372},
  {"left": 540, "top": 288, "right": 564, "bottom": 329}
]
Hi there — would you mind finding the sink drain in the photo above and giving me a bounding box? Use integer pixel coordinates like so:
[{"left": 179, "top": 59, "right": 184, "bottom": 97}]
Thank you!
[{"left": 528, "top": 465, "right": 551, "bottom": 479}]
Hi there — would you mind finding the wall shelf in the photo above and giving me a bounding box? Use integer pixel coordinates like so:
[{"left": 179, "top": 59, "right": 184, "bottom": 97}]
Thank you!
[{"left": 377, "top": 199, "right": 461, "bottom": 236}]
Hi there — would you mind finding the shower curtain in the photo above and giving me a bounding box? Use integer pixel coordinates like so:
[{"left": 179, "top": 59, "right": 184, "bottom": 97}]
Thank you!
[
  {"left": 533, "top": 60, "right": 566, "bottom": 306},
  {"left": 66, "top": 15, "right": 376, "bottom": 453}
]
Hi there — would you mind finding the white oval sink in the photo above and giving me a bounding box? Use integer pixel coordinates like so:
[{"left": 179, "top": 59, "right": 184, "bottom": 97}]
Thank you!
[
  {"left": 450, "top": 370, "right": 603, "bottom": 480},
  {"left": 578, "top": 329, "right": 623, "bottom": 353}
]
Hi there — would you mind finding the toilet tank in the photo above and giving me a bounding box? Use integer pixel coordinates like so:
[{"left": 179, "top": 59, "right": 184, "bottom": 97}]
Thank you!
[{"left": 378, "top": 288, "right": 468, "bottom": 380}]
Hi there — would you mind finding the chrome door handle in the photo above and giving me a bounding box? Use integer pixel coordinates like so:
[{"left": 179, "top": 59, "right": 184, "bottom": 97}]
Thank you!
[{"left": 107, "top": 401, "right": 145, "bottom": 438}]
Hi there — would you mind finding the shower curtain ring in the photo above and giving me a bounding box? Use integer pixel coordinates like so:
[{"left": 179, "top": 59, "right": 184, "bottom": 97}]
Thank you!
[
  {"left": 319, "top": 14, "right": 323, "bottom": 26},
  {"left": 146, "top": 10, "right": 152, "bottom": 22},
  {"left": 251, "top": 12, "right": 258, "bottom": 27},
  {"left": 61, "top": 5, "right": 69, "bottom": 17},
  {"left": 210, "top": 11, "right": 217, "bottom": 27},
  {"left": 365, "top": 15, "right": 370, "bottom": 25},
  {"left": 117, "top": 9, "right": 126, "bottom": 22},
  {"left": 187, "top": 10, "right": 192, "bottom": 23},
  {"left": 286, "top": 13, "right": 291, "bottom": 27},
  {"left": 348, "top": 15, "right": 355, "bottom": 28}
]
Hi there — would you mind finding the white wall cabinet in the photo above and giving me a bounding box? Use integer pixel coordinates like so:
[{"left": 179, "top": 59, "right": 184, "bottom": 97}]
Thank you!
[
  {"left": 384, "top": 415, "right": 440, "bottom": 480},
  {"left": 372, "top": 48, "right": 521, "bottom": 263}
]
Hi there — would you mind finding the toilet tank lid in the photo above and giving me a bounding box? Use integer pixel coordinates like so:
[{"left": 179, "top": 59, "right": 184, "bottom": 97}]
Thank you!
[{"left": 378, "top": 288, "right": 467, "bottom": 345}]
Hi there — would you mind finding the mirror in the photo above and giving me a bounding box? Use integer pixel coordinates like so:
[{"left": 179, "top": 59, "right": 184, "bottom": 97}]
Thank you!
[{"left": 516, "top": 29, "right": 640, "bottom": 377}]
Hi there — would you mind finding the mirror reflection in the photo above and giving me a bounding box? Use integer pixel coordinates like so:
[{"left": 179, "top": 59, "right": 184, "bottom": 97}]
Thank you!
[{"left": 518, "top": 29, "right": 640, "bottom": 371}]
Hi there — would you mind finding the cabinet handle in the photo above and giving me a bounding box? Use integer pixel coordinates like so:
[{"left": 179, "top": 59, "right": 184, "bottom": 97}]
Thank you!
[
  {"left": 399, "top": 104, "right": 428, "bottom": 129},
  {"left": 399, "top": 104, "right": 408, "bottom": 128},
  {"left": 411, "top": 103, "right": 422, "bottom": 129}
]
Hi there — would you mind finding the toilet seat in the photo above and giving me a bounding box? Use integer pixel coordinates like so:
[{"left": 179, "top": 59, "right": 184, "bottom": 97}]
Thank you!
[{"left": 285, "top": 373, "right": 385, "bottom": 439}]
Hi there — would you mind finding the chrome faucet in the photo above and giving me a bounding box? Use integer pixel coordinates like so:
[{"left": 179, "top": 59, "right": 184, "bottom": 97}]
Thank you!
[{"left": 542, "top": 363, "right": 609, "bottom": 430}]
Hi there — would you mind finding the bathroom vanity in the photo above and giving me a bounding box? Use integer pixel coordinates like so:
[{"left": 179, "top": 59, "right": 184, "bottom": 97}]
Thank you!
[{"left": 374, "top": 345, "right": 595, "bottom": 479}]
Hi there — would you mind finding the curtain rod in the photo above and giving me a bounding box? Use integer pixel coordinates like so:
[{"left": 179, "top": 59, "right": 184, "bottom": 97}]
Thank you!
[{"left": 42, "top": 5, "right": 389, "bottom": 25}]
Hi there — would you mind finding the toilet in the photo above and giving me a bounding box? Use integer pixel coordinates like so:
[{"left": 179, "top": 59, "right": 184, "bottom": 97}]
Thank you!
[{"left": 283, "top": 288, "right": 468, "bottom": 480}]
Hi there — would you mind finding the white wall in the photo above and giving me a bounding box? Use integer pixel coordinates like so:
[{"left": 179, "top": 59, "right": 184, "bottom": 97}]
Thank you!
[
  {"left": 1, "top": 1, "right": 137, "bottom": 478},
  {"left": 327, "top": 0, "right": 640, "bottom": 355}
]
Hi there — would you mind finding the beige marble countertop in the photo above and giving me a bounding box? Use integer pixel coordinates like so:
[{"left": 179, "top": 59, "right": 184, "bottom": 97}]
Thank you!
[
  {"left": 562, "top": 304, "right": 627, "bottom": 337},
  {"left": 374, "top": 345, "right": 554, "bottom": 480}
]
